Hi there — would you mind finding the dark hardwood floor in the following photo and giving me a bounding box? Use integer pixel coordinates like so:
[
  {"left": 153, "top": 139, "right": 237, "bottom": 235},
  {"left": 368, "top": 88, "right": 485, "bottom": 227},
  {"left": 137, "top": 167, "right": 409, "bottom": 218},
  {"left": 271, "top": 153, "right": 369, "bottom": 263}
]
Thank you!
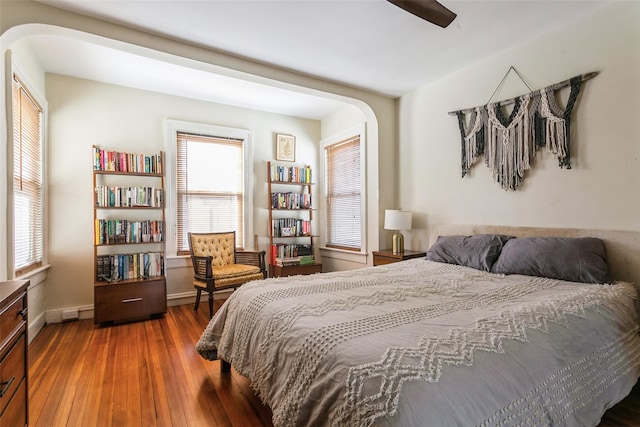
[{"left": 28, "top": 302, "right": 640, "bottom": 426}]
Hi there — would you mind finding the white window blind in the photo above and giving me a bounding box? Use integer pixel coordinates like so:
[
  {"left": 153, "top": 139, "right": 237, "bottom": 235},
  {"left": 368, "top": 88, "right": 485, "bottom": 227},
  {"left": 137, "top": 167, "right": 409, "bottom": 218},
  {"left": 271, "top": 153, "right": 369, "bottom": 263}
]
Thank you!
[
  {"left": 325, "top": 135, "right": 361, "bottom": 251},
  {"left": 13, "top": 74, "right": 44, "bottom": 276},
  {"left": 176, "top": 132, "right": 244, "bottom": 254}
]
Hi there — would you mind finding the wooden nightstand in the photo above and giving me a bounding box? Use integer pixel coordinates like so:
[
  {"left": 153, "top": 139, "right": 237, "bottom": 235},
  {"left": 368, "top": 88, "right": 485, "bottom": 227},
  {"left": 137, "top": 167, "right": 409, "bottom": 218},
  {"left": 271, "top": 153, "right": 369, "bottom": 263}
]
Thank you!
[
  {"left": 372, "top": 249, "right": 426, "bottom": 266},
  {"left": 270, "top": 263, "right": 322, "bottom": 278}
]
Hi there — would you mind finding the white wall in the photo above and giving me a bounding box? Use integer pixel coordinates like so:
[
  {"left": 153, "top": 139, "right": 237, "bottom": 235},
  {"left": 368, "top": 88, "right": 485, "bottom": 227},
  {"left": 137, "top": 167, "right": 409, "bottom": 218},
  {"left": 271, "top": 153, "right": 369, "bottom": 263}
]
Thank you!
[
  {"left": 45, "top": 73, "right": 323, "bottom": 316},
  {"left": 399, "top": 1, "right": 640, "bottom": 251}
]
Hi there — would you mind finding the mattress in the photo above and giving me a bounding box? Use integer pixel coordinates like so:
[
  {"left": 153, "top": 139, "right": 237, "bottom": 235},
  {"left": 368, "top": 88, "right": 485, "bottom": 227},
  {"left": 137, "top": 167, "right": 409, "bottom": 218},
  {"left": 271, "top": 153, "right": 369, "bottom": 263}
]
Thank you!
[{"left": 196, "top": 259, "right": 640, "bottom": 427}]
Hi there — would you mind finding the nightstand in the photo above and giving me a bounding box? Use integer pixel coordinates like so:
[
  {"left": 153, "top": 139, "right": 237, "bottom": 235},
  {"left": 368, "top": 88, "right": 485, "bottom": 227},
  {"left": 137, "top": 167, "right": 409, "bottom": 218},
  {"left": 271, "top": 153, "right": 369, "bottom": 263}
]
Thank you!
[
  {"left": 372, "top": 249, "right": 426, "bottom": 266},
  {"left": 269, "top": 263, "right": 322, "bottom": 278}
]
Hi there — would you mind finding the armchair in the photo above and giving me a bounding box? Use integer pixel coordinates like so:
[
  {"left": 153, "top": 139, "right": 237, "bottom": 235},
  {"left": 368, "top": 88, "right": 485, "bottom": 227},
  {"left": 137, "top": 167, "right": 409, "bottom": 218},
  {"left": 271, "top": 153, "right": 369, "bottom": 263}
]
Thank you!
[{"left": 188, "top": 231, "right": 266, "bottom": 318}]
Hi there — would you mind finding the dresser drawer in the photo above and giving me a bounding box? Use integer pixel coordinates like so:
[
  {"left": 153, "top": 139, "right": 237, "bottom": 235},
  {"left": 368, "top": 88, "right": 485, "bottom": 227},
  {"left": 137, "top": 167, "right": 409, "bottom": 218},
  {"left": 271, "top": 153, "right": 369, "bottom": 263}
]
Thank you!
[
  {"left": 0, "top": 295, "right": 26, "bottom": 346},
  {"left": 0, "top": 333, "right": 26, "bottom": 416},
  {"left": 0, "top": 376, "right": 26, "bottom": 427},
  {"left": 0, "top": 280, "right": 28, "bottom": 427},
  {"left": 94, "top": 279, "right": 167, "bottom": 323}
]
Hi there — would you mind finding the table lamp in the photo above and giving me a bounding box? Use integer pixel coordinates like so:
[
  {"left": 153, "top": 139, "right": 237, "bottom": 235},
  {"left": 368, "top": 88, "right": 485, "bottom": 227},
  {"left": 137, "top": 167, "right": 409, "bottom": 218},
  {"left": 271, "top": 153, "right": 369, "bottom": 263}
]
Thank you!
[{"left": 384, "top": 209, "right": 412, "bottom": 254}]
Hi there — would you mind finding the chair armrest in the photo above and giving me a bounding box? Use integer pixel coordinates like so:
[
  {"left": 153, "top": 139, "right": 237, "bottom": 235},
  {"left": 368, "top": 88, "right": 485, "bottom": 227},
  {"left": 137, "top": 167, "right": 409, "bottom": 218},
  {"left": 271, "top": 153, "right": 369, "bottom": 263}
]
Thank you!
[
  {"left": 236, "top": 250, "right": 267, "bottom": 278},
  {"left": 191, "top": 255, "right": 213, "bottom": 281}
]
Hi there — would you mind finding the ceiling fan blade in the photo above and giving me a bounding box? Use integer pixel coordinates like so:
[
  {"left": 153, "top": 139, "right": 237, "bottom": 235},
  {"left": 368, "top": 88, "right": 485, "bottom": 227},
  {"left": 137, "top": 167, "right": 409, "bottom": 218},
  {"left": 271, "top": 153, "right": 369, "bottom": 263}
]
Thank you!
[{"left": 387, "top": 0, "right": 457, "bottom": 28}]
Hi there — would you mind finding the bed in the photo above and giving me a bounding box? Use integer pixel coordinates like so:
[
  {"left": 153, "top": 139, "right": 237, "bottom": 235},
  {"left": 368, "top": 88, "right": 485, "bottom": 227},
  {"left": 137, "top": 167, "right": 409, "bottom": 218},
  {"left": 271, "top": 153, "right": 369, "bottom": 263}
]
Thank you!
[{"left": 196, "top": 225, "right": 640, "bottom": 427}]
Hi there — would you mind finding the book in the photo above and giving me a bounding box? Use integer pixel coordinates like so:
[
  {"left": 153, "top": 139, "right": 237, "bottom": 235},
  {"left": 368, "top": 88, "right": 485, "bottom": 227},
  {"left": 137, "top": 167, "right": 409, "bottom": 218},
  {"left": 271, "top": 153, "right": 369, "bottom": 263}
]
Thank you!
[{"left": 274, "top": 255, "right": 315, "bottom": 267}]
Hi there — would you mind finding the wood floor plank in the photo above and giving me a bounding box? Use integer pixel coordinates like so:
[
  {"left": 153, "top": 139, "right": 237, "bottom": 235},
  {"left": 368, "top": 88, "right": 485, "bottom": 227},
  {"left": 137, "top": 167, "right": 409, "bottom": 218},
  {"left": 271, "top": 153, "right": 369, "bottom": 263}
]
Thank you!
[
  {"left": 143, "top": 319, "right": 175, "bottom": 426},
  {"left": 96, "top": 323, "right": 118, "bottom": 426},
  {"left": 52, "top": 320, "right": 94, "bottom": 425},
  {"left": 168, "top": 306, "right": 229, "bottom": 427},
  {"left": 65, "top": 323, "right": 97, "bottom": 426},
  {"left": 28, "top": 302, "right": 639, "bottom": 426},
  {"left": 73, "top": 325, "right": 109, "bottom": 427},
  {"left": 28, "top": 325, "right": 61, "bottom": 426},
  {"left": 161, "top": 312, "right": 206, "bottom": 426},
  {"left": 124, "top": 323, "right": 143, "bottom": 427},
  {"left": 136, "top": 322, "right": 158, "bottom": 427},
  {"left": 31, "top": 320, "right": 82, "bottom": 426}
]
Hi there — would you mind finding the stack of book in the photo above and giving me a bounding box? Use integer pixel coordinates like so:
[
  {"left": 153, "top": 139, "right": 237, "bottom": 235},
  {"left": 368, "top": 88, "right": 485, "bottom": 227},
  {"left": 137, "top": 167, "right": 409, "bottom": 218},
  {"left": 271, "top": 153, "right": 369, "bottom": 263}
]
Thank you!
[
  {"left": 271, "top": 243, "right": 313, "bottom": 260},
  {"left": 274, "top": 255, "right": 315, "bottom": 267}
]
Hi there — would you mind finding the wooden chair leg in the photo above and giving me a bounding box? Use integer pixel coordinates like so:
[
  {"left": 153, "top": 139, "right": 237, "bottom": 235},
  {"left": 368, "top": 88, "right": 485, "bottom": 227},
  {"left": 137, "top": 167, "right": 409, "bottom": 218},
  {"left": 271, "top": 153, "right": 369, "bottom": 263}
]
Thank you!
[
  {"left": 208, "top": 291, "right": 214, "bottom": 319},
  {"left": 194, "top": 288, "right": 201, "bottom": 312}
]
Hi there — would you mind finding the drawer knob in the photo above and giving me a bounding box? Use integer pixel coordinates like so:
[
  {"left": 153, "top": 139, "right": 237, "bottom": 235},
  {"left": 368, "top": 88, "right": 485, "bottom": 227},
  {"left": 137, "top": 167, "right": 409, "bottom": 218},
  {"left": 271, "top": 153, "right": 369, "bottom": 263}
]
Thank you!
[
  {"left": 18, "top": 308, "right": 28, "bottom": 319},
  {"left": 0, "top": 376, "right": 15, "bottom": 397},
  {"left": 122, "top": 297, "right": 142, "bottom": 303}
]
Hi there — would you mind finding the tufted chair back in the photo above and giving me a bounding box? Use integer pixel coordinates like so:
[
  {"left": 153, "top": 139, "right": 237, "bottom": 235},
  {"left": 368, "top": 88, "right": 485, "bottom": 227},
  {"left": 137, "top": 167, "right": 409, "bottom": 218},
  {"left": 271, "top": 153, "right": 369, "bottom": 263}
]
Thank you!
[
  {"left": 190, "top": 232, "right": 236, "bottom": 267},
  {"left": 187, "top": 231, "right": 266, "bottom": 318}
]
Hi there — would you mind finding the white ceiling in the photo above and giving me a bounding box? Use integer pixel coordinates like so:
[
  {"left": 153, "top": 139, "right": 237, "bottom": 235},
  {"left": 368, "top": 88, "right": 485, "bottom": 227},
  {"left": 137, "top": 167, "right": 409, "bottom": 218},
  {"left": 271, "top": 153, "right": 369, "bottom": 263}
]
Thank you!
[{"left": 28, "top": 0, "right": 609, "bottom": 119}]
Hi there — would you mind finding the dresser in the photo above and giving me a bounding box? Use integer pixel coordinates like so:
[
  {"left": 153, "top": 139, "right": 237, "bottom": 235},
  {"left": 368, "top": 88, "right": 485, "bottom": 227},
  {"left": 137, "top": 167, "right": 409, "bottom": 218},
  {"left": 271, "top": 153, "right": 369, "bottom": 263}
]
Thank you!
[{"left": 0, "top": 280, "right": 28, "bottom": 427}]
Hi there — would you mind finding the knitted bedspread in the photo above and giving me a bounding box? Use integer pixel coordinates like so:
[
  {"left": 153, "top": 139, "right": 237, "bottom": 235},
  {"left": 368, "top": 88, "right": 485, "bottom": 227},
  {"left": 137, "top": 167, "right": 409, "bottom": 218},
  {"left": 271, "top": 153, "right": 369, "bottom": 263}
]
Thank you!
[{"left": 196, "top": 259, "right": 640, "bottom": 427}]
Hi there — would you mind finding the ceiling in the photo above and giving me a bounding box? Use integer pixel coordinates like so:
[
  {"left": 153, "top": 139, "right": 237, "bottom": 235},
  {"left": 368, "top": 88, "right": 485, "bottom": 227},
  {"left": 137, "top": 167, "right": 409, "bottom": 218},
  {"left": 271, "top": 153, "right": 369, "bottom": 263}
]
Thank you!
[{"left": 27, "top": 0, "right": 609, "bottom": 119}]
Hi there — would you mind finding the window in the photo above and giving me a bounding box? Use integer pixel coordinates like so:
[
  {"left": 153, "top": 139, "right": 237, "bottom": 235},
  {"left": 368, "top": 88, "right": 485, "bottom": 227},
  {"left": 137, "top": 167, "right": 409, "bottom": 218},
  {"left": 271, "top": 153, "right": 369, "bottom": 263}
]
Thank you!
[
  {"left": 175, "top": 130, "right": 247, "bottom": 255},
  {"left": 12, "top": 74, "right": 44, "bottom": 276},
  {"left": 324, "top": 135, "right": 362, "bottom": 251}
]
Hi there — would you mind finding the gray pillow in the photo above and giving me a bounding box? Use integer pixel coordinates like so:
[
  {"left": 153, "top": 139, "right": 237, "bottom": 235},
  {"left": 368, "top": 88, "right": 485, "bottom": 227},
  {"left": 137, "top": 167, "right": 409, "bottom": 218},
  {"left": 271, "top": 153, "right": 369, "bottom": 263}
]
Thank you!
[
  {"left": 426, "top": 234, "right": 514, "bottom": 271},
  {"left": 490, "top": 237, "right": 610, "bottom": 284}
]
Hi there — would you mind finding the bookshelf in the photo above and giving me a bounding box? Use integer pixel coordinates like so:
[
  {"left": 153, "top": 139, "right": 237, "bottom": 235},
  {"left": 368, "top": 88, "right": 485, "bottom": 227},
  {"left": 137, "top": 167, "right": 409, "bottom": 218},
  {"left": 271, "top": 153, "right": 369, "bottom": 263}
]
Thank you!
[
  {"left": 267, "top": 161, "right": 322, "bottom": 277},
  {"left": 92, "top": 146, "right": 167, "bottom": 323}
]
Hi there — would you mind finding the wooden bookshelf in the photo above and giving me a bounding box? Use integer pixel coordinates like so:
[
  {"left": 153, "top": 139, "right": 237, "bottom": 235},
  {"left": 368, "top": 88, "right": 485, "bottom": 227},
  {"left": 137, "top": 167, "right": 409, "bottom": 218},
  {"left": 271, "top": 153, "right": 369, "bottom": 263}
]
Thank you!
[
  {"left": 92, "top": 146, "right": 167, "bottom": 324},
  {"left": 267, "top": 161, "right": 321, "bottom": 277}
]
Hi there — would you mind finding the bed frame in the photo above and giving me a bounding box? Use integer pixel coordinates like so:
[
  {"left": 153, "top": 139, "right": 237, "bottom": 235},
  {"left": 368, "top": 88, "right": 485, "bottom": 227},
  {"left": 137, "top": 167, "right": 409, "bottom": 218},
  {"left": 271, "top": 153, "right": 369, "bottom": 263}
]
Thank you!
[{"left": 428, "top": 224, "right": 640, "bottom": 287}]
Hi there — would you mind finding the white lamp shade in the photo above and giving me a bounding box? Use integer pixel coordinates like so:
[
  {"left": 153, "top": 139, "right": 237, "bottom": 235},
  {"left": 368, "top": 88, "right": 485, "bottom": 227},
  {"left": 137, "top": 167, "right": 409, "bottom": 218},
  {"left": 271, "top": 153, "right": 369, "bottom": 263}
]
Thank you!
[{"left": 384, "top": 210, "right": 412, "bottom": 231}]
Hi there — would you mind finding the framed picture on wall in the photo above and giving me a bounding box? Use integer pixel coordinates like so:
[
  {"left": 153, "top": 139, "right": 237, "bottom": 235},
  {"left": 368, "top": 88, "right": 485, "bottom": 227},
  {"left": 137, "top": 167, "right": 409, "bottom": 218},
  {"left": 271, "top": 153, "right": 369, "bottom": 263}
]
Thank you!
[{"left": 276, "top": 134, "right": 295, "bottom": 162}]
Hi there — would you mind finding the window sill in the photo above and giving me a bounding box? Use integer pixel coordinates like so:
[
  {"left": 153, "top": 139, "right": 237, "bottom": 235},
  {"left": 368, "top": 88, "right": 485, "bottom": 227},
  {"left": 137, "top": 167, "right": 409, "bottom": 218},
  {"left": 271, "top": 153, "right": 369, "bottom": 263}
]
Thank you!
[
  {"left": 15, "top": 263, "right": 51, "bottom": 288},
  {"left": 319, "top": 247, "right": 368, "bottom": 264},
  {"left": 166, "top": 255, "right": 190, "bottom": 270}
]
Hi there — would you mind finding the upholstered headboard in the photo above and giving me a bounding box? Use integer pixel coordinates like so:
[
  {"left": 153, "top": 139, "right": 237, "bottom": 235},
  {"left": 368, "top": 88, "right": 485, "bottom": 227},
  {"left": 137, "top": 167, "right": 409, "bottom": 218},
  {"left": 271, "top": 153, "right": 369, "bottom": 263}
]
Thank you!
[{"left": 428, "top": 224, "right": 640, "bottom": 286}]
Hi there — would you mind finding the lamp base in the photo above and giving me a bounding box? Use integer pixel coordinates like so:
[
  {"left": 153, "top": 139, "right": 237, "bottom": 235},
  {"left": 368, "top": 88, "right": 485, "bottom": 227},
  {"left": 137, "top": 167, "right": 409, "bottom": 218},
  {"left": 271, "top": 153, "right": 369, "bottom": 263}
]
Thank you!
[{"left": 392, "top": 232, "right": 404, "bottom": 254}]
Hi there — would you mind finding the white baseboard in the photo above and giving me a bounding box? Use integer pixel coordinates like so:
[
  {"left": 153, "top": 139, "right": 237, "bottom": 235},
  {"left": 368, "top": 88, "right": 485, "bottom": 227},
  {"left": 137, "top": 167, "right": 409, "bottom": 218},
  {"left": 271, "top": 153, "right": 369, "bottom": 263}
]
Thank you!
[
  {"left": 28, "top": 310, "right": 46, "bottom": 344},
  {"left": 42, "top": 289, "right": 233, "bottom": 326}
]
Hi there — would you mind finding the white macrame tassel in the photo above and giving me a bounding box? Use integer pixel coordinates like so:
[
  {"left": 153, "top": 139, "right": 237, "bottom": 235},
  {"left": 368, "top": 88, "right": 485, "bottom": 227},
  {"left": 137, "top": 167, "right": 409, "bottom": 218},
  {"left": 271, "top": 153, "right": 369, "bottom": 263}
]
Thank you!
[
  {"left": 486, "top": 98, "right": 530, "bottom": 190},
  {"left": 540, "top": 90, "right": 568, "bottom": 161}
]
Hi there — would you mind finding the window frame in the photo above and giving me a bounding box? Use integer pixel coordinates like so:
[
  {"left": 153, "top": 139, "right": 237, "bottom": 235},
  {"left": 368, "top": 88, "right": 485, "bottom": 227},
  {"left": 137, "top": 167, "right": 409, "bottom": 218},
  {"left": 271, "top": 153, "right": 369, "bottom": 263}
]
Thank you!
[
  {"left": 320, "top": 124, "right": 367, "bottom": 259},
  {"left": 10, "top": 64, "right": 48, "bottom": 279},
  {"left": 165, "top": 120, "right": 253, "bottom": 258}
]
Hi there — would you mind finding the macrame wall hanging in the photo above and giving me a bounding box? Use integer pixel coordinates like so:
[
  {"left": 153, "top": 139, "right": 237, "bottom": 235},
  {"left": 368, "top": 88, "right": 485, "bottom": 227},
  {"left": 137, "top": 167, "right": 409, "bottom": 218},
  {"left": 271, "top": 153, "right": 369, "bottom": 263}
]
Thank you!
[{"left": 449, "top": 67, "right": 597, "bottom": 190}]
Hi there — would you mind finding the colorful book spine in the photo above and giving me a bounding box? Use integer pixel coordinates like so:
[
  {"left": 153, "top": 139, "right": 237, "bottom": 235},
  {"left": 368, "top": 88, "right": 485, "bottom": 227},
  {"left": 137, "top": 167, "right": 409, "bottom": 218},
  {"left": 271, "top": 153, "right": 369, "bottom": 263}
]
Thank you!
[
  {"left": 95, "top": 186, "right": 164, "bottom": 208},
  {"left": 270, "top": 192, "right": 312, "bottom": 209},
  {"left": 270, "top": 164, "right": 312, "bottom": 184},
  {"left": 271, "top": 218, "right": 312, "bottom": 237},
  {"left": 96, "top": 252, "right": 164, "bottom": 281},
  {"left": 94, "top": 220, "right": 164, "bottom": 245},
  {"left": 93, "top": 146, "right": 163, "bottom": 174}
]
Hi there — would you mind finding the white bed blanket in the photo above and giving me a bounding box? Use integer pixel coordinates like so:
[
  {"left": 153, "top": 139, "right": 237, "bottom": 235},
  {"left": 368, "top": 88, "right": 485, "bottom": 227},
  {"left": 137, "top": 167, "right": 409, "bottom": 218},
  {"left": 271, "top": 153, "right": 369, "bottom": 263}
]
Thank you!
[{"left": 196, "top": 259, "right": 640, "bottom": 427}]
